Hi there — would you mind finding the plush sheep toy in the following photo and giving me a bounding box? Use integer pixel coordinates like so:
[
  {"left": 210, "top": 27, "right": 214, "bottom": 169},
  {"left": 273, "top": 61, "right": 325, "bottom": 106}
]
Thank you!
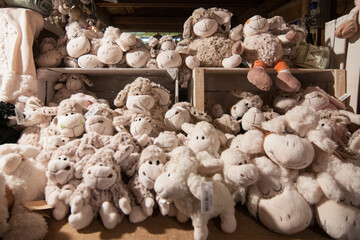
[
  {"left": 0, "top": 144, "right": 48, "bottom": 240},
  {"left": 51, "top": 99, "right": 86, "bottom": 138},
  {"left": 155, "top": 146, "right": 237, "bottom": 240},
  {"left": 125, "top": 37, "right": 151, "bottom": 68},
  {"left": 97, "top": 26, "right": 136, "bottom": 65},
  {"left": 84, "top": 102, "right": 118, "bottom": 136},
  {"left": 242, "top": 15, "right": 301, "bottom": 92},
  {"left": 156, "top": 35, "right": 183, "bottom": 69},
  {"left": 181, "top": 121, "right": 227, "bottom": 176},
  {"left": 45, "top": 142, "right": 81, "bottom": 220},
  {"left": 51, "top": 73, "right": 96, "bottom": 105},
  {"left": 177, "top": 7, "right": 243, "bottom": 69},
  {"left": 127, "top": 145, "right": 167, "bottom": 223},
  {"left": 164, "top": 101, "right": 212, "bottom": 132},
  {"left": 36, "top": 37, "right": 63, "bottom": 67},
  {"left": 68, "top": 148, "right": 131, "bottom": 230}
]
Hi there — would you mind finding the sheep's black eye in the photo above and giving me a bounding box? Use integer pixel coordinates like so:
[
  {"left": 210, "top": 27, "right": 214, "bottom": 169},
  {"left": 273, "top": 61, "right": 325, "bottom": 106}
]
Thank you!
[
  {"left": 64, "top": 157, "right": 67, "bottom": 161},
  {"left": 66, "top": 113, "right": 69, "bottom": 116},
  {"left": 244, "top": 160, "right": 247, "bottom": 164},
  {"left": 61, "top": 139, "right": 65, "bottom": 142},
  {"left": 99, "top": 164, "right": 103, "bottom": 166},
  {"left": 58, "top": 157, "right": 61, "bottom": 160},
  {"left": 202, "top": 136, "right": 205, "bottom": 140},
  {"left": 71, "top": 113, "right": 74, "bottom": 115},
  {"left": 149, "top": 161, "right": 153, "bottom": 165},
  {"left": 196, "top": 136, "right": 199, "bottom": 140},
  {"left": 321, "top": 123, "right": 325, "bottom": 127},
  {"left": 238, "top": 162, "right": 242, "bottom": 165},
  {"left": 167, "top": 173, "right": 170, "bottom": 177},
  {"left": 156, "top": 160, "right": 160, "bottom": 165}
]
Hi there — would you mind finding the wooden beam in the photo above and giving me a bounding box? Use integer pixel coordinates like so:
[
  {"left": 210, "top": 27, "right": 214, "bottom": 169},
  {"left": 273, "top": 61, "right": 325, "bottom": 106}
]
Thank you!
[
  {"left": 97, "top": 0, "right": 262, "bottom": 8},
  {"left": 112, "top": 16, "right": 186, "bottom": 32}
]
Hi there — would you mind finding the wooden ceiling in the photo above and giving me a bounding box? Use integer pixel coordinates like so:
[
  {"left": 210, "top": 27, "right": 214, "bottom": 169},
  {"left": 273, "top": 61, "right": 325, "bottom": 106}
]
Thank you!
[{"left": 94, "top": 0, "right": 291, "bottom": 32}]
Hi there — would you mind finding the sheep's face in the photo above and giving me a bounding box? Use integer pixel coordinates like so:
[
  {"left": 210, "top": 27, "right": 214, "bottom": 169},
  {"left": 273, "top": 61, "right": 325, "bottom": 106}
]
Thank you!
[
  {"left": 57, "top": 112, "right": 85, "bottom": 138},
  {"left": 193, "top": 18, "right": 218, "bottom": 38},
  {"left": 243, "top": 15, "right": 269, "bottom": 37},
  {"left": 78, "top": 54, "right": 104, "bottom": 68},
  {"left": 130, "top": 116, "right": 151, "bottom": 137},
  {"left": 98, "top": 43, "right": 123, "bottom": 65},
  {"left": 258, "top": 188, "right": 312, "bottom": 234},
  {"left": 156, "top": 50, "right": 182, "bottom": 68},
  {"left": 231, "top": 99, "right": 254, "bottom": 122},
  {"left": 85, "top": 115, "right": 114, "bottom": 135},
  {"left": 154, "top": 165, "right": 186, "bottom": 200},
  {"left": 126, "top": 95, "right": 155, "bottom": 114},
  {"left": 65, "top": 74, "right": 84, "bottom": 90},
  {"left": 138, "top": 157, "right": 164, "bottom": 189},
  {"left": 83, "top": 162, "right": 117, "bottom": 190},
  {"left": 315, "top": 118, "right": 334, "bottom": 139},
  {"left": 222, "top": 149, "right": 258, "bottom": 187},
  {"left": 126, "top": 47, "right": 150, "bottom": 68},
  {"left": 47, "top": 155, "right": 75, "bottom": 185},
  {"left": 154, "top": 132, "right": 179, "bottom": 152},
  {"left": 66, "top": 36, "right": 91, "bottom": 58},
  {"left": 187, "top": 129, "right": 214, "bottom": 153},
  {"left": 36, "top": 50, "right": 62, "bottom": 68},
  {"left": 273, "top": 94, "right": 298, "bottom": 114},
  {"left": 300, "top": 90, "right": 329, "bottom": 110},
  {"left": 264, "top": 134, "right": 314, "bottom": 169},
  {"left": 164, "top": 106, "right": 191, "bottom": 131},
  {"left": 43, "top": 136, "right": 69, "bottom": 151}
]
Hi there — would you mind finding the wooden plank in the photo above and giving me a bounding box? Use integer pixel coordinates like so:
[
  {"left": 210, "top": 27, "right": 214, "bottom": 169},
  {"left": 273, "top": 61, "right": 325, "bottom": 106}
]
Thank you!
[
  {"left": 192, "top": 68, "right": 205, "bottom": 111},
  {"left": 332, "top": 69, "right": 346, "bottom": 98},
  {"left": 97, "top": 0, "right": 261, "bottom": 8}
]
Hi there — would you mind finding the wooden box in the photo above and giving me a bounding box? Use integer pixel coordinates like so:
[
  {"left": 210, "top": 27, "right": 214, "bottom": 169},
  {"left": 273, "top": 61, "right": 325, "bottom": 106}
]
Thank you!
[
  {"left": 189, "top": 68, "right": 346, "bottom": 112},
  {"left": 37, "top": 68, "right": 180, "bottom": 107}
]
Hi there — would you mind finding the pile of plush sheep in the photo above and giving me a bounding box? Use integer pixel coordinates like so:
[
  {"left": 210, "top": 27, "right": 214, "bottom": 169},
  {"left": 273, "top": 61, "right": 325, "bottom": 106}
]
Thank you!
[{"left": 1, "top": 75, "right": 359, "bottom": 240}]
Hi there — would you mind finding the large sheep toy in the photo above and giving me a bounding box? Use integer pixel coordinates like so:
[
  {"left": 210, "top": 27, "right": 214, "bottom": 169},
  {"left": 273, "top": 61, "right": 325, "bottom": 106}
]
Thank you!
[
  {"left": 84, "top": 102, "right": 118, "bottom": 136},
  {"left": 154, "top": 146, "right": 237, "bottom": 240},
  {"left": 127, "top": 145, "right": 167, "bottom": 223},
  {"left": 176, "top": 7, "right": 243, "bottom": 69},
  {"left": 125, "top": 37, "right": 151, "bottom": 68},
  {"left": 241, "top": 15, "right": 301, "bottom": 92},
  {"left": 0, "top": 144, "right": 48, "bottom": 240},
  {"left": 68, "top": 148, "right": 131, "bottom": 230},
  {"left": 181, "top": 121, "right": 227, "bottom": 176}
]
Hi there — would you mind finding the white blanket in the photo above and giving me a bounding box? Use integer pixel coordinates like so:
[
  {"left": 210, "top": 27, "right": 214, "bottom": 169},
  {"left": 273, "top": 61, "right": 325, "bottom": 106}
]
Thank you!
[{"left": 0, "top": 8, "right": 43, "bottom": 104}]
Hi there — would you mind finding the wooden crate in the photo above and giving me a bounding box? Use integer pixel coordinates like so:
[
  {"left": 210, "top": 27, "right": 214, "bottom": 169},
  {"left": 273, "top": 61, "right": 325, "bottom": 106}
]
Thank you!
[
  {"left": 189, "top": 68, "right": 346, "bottom": 112},
  {"left": 325, "top": 10, "right": 360, "bottom": 113},
  {"left": 37, "top": 68, "right": 179, "bottom": 107}
]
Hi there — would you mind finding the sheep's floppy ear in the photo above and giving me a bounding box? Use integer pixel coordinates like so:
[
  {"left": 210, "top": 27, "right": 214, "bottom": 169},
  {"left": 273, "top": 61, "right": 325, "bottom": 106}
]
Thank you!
[
  {"left": 151, "top": 83, "right": 170, "bottom": 105},
  {"left": 27, "top": 96, "right": 44, "bottom": 108},
  {"left": 216, "top": 129, "right": 227, "bottom": 146},
  {"left": 212, "top": 8, "right": 232, "bottom": 27},
  {"left": 78, "top": 74, "right": 94, "bottom": 87},
  {"left": 183, "top": 16, "right": 193, "bottom": 39},
  {"left": 230, "top": 24, "right": 243, "bottom": 41},
  {"left": 188, "top": 106, "right": 212, "bottom": 122},
  {"left": 114, "top": 84, "right": 131, "bottom": 107},
  {"left": 51, "top": 116, "right": 58, "bottom": 125},
  {"left": 230, "top": 89, "right": 253, "bottom": 99},
  {"left": 181, "top": 122, "right": 195, "bottom": 134},
  {"left": 58, "top": 73, "right": 68, "bottom": 82}
]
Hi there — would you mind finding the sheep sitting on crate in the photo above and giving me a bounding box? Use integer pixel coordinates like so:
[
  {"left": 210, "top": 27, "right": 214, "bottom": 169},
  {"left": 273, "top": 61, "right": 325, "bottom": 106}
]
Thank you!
[{"left": 154, "top": 146, "right": 237, "bottom": 240}]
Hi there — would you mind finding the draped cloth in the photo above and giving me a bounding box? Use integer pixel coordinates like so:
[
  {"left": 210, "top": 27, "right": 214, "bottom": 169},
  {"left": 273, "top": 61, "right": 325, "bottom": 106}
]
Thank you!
[{"left": 0, "top": 8, "right": 44, "bottom": 104}]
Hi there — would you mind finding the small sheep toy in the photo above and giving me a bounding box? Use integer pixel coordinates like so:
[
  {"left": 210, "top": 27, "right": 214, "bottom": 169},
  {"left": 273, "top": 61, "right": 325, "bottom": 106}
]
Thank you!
[{"left": 154, "top": 146, "right": 237, "bottom": 240}]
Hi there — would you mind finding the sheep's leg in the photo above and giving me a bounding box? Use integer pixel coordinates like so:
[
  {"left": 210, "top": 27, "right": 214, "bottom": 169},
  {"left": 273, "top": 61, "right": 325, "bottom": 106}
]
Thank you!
[
  {"left": 129, "top": 205, "right": 148, "bottom": 223},
  {"left": 193, "top": 224, "right": 209, "bottom": 240},
  {"left": 220, "top": 213, "right": 237, "bottom": 233},
  {"left": 68, "top": 204, "right": 94, "bottom": 230},
  {"left": 100, "top": 201, "right": 120, "bottom": 229},
  {"left": 52, "top": 201, "right": 69, "bottom": 220}
]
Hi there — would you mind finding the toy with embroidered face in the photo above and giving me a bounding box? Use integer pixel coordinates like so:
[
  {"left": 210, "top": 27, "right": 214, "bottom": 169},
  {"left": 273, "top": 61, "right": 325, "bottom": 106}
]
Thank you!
[
  {"left": 68, "top": 148, "right": 131, "bottom": 230},
  {"left": 85, "top": 102, "right": 118, "bottom": 136},
  {"left": 45, "top": 142, "right": 81, "bottom": 220},
  {"left": 36, "top": 37, "right": 63, "bottom": 67},
  {"left": 181, "top": 121, "right": 227, "bottom": 176},
  {"left": 177, "top": 7, "right": 243, "bottom": 69},
  {"left": 221, "top": 148, "right": 259, "bottom": 204},
  {"left": 65, "top": 21, "right": 92, "bottom": 58},
  {"left": 164, "top": 102, "right": 212, "bottom": 132},
  {"left": 36, "top": 135, "right": 70, "bottom": 169},
  {"left": 51, "top": 73, "right": 96, "bottom": 105},
  {"left": 156, "top": 35, "right": 182, "bottom": 69},
  {"left": 242, "top": 15, "right": 301, "bottom": 92},
  {"left": 127, "top": 145, "right": 167, "bottom": 223},
  {"left": 52, "top": 99, "right": 86, "bottom": 138},
  {"left": 97, "top": 27, "right": 136, "bottom": 65},
  {"left": 125, "top": 37, "right": 151, "bottom": 68},
  {"left": 299, "top": 86, "right": 346, "bottom": 111},
  {"left": 154, "top": 146, "right": 237, "bottom": 240},
  {"left": 0, "top": 144, "right": 48, "bottom": 240}
]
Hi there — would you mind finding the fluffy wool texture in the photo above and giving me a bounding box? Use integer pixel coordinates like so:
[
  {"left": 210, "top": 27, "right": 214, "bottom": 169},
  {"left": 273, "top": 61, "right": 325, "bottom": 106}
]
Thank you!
[
  {"left": 243, "top": 33, "right": 283, "bottom": 66},
  {"left": 0, "top": 144, "right": 48, "bottom": 240},
  {"left": 154, "top": 146, "right": 236, "bottom": 240}
]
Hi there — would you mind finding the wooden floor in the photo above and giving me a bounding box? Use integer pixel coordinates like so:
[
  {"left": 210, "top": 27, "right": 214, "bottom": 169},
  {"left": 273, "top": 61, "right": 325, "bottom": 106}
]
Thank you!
[{"left": 44, "top": 205, "right": 331, "bottom": 240}]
